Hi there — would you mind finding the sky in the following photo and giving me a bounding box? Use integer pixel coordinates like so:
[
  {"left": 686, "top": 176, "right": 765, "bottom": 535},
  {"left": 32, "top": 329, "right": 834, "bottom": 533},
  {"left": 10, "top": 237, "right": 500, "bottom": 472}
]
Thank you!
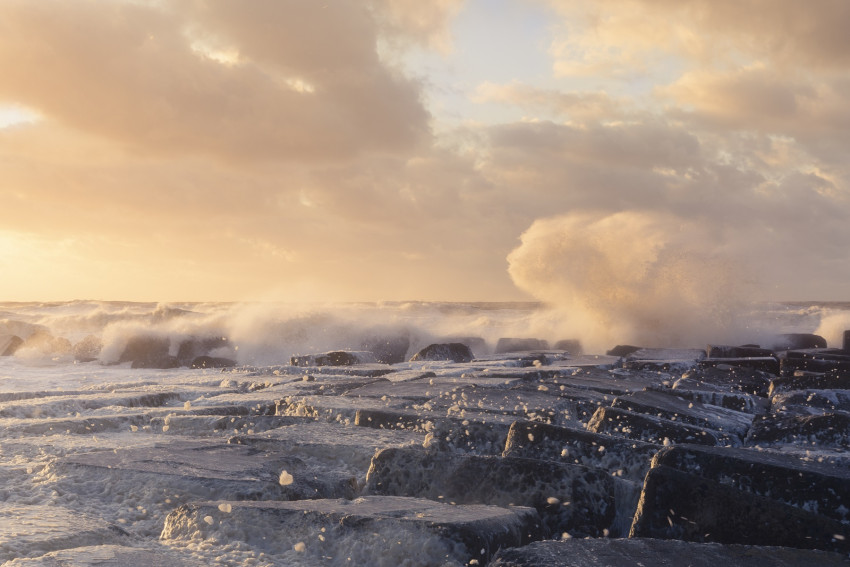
[{"left": 2, "top": 0, "right": 850, "bottom": 303}]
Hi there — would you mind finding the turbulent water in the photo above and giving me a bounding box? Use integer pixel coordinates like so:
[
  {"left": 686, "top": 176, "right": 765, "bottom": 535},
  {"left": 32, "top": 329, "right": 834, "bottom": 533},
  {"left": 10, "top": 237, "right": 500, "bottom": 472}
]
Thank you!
[{"left": 1, "top": 299, "right": 850, "bottom": 565}]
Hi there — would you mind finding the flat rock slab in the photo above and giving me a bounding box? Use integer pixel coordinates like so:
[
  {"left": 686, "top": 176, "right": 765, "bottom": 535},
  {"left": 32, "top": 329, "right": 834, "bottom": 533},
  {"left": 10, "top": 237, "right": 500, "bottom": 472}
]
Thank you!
[
  {"left": 503, "top": 421, "right": 660, "bottom": 483},
  {"left": 0, "top": 391, "right": 180, "bottom": 419},
  {"left": 60, "top": 440, "right": 357, "bottom": 502},
  {"left": 161, "top": 496, "right": 543, "bottom": 566},
  {"left": 652, "top": 443, "right": 850, "bottom": 524},
  {"left": 365, "top": 446, "right": 615, "bottom": 537},
  {"left": 231, "top": 420, "right": 422, "bottom": 474},
  {"left": 630, "top": 465, "right": 850, "bottom": 553},
  {"left": 587, "top": 406, "right": 735, "bottom": 446},
  {"left": 676, "top": 366, "right": 774, "bottom": 397},
  {"left": 3, "top": 544, "right": 206, "bottom": 567},
  {"left": 663, "top": 387, "right": 769, "bottom": 414},
  {"left": 611, "top": 389, "right": 753, "bottom": 437},
  {"left": 489, "top": 537, "right": 850, "bottom": 567},
  {"left": 0, "top": 505, "right": 129, "bottom": 563},
  {"left": 746, "top": 411, "right": 850, "bottom": 448},
  {"left": 771, "top": 389, "right": 850, "bottom": 414},
  {"left": 770, "top": 371, "right": 850, "bottom": 394}
]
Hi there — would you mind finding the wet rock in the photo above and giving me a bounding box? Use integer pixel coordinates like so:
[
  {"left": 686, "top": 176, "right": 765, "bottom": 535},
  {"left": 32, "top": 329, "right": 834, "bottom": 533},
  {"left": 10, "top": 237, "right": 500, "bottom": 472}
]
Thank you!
[
  {"left": 365, "top": 446, "right": 615, "bottom": 537},
  {"left": 587, "top": 406, "right": 735, "bottom": 446},
  {"left": 0, "top": 334, "right": 23, "bottom": 356},
  {"left": 489, "top": 537, "right": 850, "bottom": 567},
  {"left": 161, "top": 496, "right": 544, "bottom": 566},
  {"left": 659, "top": 386, "right": 769, "bottom": 414},
  {"left": 0, "top": 505, "right": 129, "bottom": 563},
  {"left": 495, "top": 338, "right": 549, "bottom": 353},
  {"left": 706, "top": 344, "right": 776, "bottom": 358},
  {"left": 175, "top": 336, "right": 231, "bottom": 365},
  {"left": 190, "top": 355, "right": 236, "bottom": 369},
  {"left": 289, "top": 350, "right": 379, "bottom": 367},
  {"left": 503, "top": 421, "right": 660, "bottom": 483},
  {"left": 675, "top": 366, "right": 774, "bottom": 397},
  {"left": 620, "top": 348, "right": 706, "bottom": 372},
  {"left": 629, "top": 465, "right": 850, "bottom": 552},
  {"left": 72, "top": 334, "right": 102, "bottom": 362},
  {"left": 767, "top": 333, "right": 828, "bottom": 350},
  {"left": 2, "top": 544, "right": 207, "bottom": 567},
  {"left": 409, "top": 342, "right": 474, "bottom": 363},
  {"left": 118, "top": 336, "right": 178, "bottom": 369},
  {"left": 610, "top": 390, "right": 754, "bottom": 438},
  {"left": 606, "top": 345, "right": 641, "bottom": 357},
  {"left": 771, "top": 389, "right": 850, "bottom": 414},
  {"left": 769, "top": 370, "right": 850, "bottom": 395},
  {"left": 553, "top": 339, "right": 582, "bottom": 354},
  {"left": 746, "top": 412, "right": 850, "bottom": 448},
  {"left": 699, "top": 357, "right": 780, "bottom": 375},
  {"left": 651, "top": 443, "right": 850, "bottom": 524},
  {"left": 360, "top": 333, "right": 410, "bottom": 364},
  {"left": 61, "top": 441, "right": 357, "bottom": 503}
]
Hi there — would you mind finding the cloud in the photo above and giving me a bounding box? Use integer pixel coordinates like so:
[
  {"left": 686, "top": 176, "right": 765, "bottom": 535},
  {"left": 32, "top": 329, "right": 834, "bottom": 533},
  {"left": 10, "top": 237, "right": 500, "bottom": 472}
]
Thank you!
[{"left": 0, "top": 0, "right": 430, "bottom": 161}]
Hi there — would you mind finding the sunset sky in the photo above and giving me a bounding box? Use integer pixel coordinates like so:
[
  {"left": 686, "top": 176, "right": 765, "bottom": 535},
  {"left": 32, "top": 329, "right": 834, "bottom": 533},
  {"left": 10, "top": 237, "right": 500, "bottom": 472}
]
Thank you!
[{"left": 2, "top": 0, "right": 850, "bottom": 302}]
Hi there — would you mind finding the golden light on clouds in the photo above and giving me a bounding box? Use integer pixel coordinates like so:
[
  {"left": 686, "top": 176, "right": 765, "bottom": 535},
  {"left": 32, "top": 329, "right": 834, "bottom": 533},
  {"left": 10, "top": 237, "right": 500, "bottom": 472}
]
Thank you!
[{"left": 1, "top": 0, "right": 850, "bottom": 301}]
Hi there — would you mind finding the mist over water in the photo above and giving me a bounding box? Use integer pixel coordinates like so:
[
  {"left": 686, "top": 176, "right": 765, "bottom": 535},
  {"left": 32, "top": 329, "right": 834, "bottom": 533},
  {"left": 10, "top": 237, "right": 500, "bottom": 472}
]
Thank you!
[{"left": 507, "top": 211, "right": 765, "bottom": 352}]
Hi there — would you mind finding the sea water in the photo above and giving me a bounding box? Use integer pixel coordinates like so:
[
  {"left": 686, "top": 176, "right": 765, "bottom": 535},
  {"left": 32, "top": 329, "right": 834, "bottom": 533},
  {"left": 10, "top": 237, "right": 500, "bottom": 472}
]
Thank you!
[{"left": 1, "top": 300, "right": 849, "bottom": 565}]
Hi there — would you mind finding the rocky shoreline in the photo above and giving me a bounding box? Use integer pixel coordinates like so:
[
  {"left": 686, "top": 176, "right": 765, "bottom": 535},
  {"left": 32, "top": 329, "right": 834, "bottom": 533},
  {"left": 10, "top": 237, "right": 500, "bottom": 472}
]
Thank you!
[{"left": 3, "top": 332, "right": 850, "bottom": 565}]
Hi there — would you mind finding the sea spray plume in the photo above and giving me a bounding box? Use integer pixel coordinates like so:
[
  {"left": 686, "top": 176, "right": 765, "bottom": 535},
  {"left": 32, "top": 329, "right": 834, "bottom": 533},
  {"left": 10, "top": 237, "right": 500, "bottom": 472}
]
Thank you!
[{"left": 507, "top": 211, "right": 756, "bottom": 351}]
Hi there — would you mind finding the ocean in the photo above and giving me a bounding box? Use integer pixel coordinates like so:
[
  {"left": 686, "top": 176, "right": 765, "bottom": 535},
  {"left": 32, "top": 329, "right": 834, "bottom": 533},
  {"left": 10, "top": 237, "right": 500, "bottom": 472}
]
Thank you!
[{"left": 1, "top": 300, "right": 850, "bottom": 565}]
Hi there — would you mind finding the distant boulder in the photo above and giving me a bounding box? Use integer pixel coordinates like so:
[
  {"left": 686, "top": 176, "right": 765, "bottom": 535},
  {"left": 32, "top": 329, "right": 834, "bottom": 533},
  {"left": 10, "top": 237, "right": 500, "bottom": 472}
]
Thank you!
[
  {"left": 553, "top": 339, "right": 582, "bottom": 355},
  {"left": 361, "top": 333, "right": 410, "bottom": 364},
  {"left": 494, "top": 338, "right": 549, "bottom": 353},
  {"left": 21, "top": 330, "right": 72, "bottom": 357},
  {"left": 118, "top": 336, "right": 179, "bottom": 369},
  {"left": 607, "top": 345, "right": 641, "bottom": 357},
  {"left": 290, "top": 351, "right": 378, "bottom": 367},
  {"left": 73, "top": 334, "right": 103, "bottom": 362},
  {"left": 191, "top": 355, "right": 236, "bottom": 369},
  {"left": 767, "top": 333, "right": 827, "bottom": 351},
  {"left": 0, "top": 334, "right": 23, "bottom": 356},
  {"left": 409, "top": 343, "right": 474, "bottom": 363},
  {"left": 176, "top": 336, "right": 230, "bottom": 366},
  {"left": 441, "top": 336, "right": 488, "bottom": 357}
]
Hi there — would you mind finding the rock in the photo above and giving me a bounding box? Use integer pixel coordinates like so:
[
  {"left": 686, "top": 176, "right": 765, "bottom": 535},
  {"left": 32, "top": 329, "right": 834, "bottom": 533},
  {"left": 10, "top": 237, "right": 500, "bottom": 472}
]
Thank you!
[
  {"left": 19, "top": 331, "right": 72, "bottom": 357},
  {"left": 629, "top": 465, "right": 850, "bottom": 552},
  {"left": 660, "top": 386, "right": 769, "bottom": 414},
  {"left": 651, "top": 443, "right": 850, "bottom": 524},
  {"left": 72, "top": 334, "right": 102, "bottom": 362},
  {"left": 587, "top": 406, "right": 735, "bottom": 446},
  {"left": 360, "top": 333, "right": 410, "bottom": 364},
  {"left": 365, "top": 446, "right": 615, "bottom": 537},
  {"left": 117, "top": 335, "right": 178, "bottom": 369},
  {"left": 706, "top": 345, "right": 777, "bottom": 358},
  {"left": 767, "top": 333, "right": 828, "bottom": 350},
  {"left": 441, "top": 335, "right": 488, "bottom": 357},
  {"left": 0, "top": 505, "right": 129, "bottom": 563},
  {"left": 746, "top": 412, "right": 850, "bottom": 448},
  {"left": 495, "top": 338, "right": 549, "bottom": 353},
  {"left": 175, "top": 336, "right": 231, "bottom": 365},
  {"left": 161, "top": 496, "right": 544, "bottom": 566},
  {"left": 190, "top": 355, "right": 236, "bottom": 369},
  {"left": 409, "top": 342, "right": 474, "bottom": 363},
  {"left": 489, "top": 538, "right": 850, "bottom": 567},
  {"left": 553, "top": 339, "right": 582, "bottom": 354},
  {"left": 699, "top": 357, "right": 780, "bottom": 375},
  {"left": 503, "top": 421, "right": 660, "bottom": 483},
  {"left": 60, "top": 441, "right": 357, "bottom": 515},
  {"left": 606, "top": 345, "right": 641, "bottom": 357},
  {"left": 771, "top": 389, "right": 850, "bottom": 414},
  {"left": 289, "top": 350, "right": 378, "bottom": 367},
  {"left": 769, "top": 370, "right": 850, "bottom": 395},
  {"left": 610, "top": 390, "right": 753, "bottom": 437},
  {"left": 620, "top": 348, "right": 706, "bottom": 372},
  {"left": 2, "top": 545, "right": 207, "bottom": 567},
  {"left": 0, "top": 334, "right": 23, "bottom": 356},
  {"left": 675, "top": 366, "right": 774, "bottom": 397}
]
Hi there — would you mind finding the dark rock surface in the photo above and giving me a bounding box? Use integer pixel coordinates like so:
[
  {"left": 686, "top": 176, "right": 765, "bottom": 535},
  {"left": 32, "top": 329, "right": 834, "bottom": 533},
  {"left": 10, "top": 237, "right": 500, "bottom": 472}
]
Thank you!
[
  {"left": 162, "top": 496, "right": 543, "bottom": 566},
  {"left": 0, "top": 334, "right": 23, "bottom": 356},
  {"left": 365, "top": 446, "right": 615, "bottom": 537},
  {"left": 490, "top": 538, "right": 850, "bottom": 566},
  {"left": 290, "top": 350, "right": 379, "bottom": 367},
  {"left": 495, "top": 338, "right": 549, "bottom": 353},
  {"left": 409, "top": 342, "right": 474, "bottom": 363}
]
